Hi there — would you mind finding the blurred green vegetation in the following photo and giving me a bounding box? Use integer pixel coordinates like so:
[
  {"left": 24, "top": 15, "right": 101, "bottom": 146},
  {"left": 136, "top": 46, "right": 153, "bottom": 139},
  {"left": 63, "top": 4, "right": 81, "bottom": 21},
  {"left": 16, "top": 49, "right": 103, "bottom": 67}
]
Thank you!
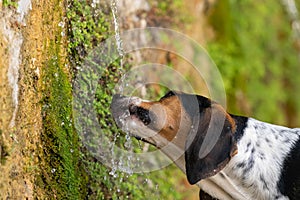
[{"left": 208, "top": 0, "right": 300, "bottom": 126}]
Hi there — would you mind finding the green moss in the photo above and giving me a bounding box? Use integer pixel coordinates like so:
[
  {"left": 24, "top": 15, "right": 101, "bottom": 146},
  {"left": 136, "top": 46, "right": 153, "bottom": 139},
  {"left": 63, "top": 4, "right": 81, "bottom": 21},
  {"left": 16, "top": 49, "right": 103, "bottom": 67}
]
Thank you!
[
  {"left": 37, "top": 2, "right": 88, "bottom": 197},
  {"left": 39, "top": 38, "right": 86, "bottom": 198},
  {"left": 67, "top": 0, "right": 110, "bottom": 64},
  {"left": 2, "top": 0, "right": 17, "bottom": 8}
]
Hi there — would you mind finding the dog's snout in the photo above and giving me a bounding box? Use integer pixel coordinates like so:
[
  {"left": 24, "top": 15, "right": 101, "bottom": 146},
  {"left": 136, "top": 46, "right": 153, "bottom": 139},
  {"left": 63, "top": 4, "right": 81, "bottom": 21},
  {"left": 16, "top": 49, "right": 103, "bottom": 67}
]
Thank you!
[
  {"left": 112, "top": 94, "right": 122, "bottom": 99},
  {"left": 111, "top": 94, "right": 129, "bottom": 124},
  {"left": 112, "top": 94, "right": 125, "bottom": 104}
]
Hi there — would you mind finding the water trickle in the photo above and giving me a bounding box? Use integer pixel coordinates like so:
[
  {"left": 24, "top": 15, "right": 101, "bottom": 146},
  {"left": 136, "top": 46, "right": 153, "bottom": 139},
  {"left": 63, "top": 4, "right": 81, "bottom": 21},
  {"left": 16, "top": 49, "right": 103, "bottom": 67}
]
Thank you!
[
  {"left": 124, "top": 132, "right": 132, "bottom": 149},
  {"left": 111, "top": 0, "right": 124, "bottom": 58},
  {"left": 111, "top": 0, "right": 128, "bottom": 95},
  {"left": 109, "top": 132, "right": 119, "bottom": 178},
  {"left": 108, "top": 0, "right": 156, "bottom": 193},
  {"left": 110, "top": 0, "right": 135, "bottom": 177},
  {"left": 17, "top": 0, "right": 32, "bottom": 23},
  {"left": 1, "top": 0, "right": 32, "bottom": 127}
]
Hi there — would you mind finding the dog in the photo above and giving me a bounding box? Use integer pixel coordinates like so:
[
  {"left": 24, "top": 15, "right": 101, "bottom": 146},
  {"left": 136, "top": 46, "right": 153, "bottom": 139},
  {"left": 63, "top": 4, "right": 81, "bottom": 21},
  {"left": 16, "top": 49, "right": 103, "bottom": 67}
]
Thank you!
[{"left": 111, "top": 91, "right": 300, "bottom": 200}]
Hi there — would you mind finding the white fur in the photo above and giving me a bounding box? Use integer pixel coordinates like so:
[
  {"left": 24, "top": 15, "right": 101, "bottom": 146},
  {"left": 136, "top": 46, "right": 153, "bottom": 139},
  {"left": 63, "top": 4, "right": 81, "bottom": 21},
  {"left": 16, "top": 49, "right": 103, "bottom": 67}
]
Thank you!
[{"left": 212, "top": 118, "right": 300, "bottom": 200}]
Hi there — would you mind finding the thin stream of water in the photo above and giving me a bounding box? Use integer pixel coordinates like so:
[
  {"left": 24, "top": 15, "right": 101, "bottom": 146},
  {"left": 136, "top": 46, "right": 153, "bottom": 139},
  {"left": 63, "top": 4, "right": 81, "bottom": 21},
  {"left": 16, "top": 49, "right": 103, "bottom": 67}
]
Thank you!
[
  {"left": 1, "top": 0, "right": 32, "bottom": 127},
  {"left": 110, "top": 0, "right": 134, "bottom": 178},
  {"left": 111, "top": 0, "right": 124, "bottom": 58},
  {"left": 109, "top": 1, "right": 162, "bottom": 195}
]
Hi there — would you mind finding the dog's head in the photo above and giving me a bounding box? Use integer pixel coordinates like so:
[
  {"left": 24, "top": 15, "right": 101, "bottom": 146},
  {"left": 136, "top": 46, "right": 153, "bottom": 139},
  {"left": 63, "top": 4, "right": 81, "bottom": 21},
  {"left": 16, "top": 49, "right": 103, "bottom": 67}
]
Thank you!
[{"left": 111, "top": 91, "right": 238, "bottom": 184}]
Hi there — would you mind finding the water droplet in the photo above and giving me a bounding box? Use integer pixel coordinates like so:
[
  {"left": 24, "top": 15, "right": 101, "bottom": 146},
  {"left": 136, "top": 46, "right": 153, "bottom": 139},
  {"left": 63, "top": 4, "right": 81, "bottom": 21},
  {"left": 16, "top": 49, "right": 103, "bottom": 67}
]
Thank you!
[
  {"left": 124, "top": 133, "right": 132, "bottom": 149},
  {"left": 144, "top": 178, "right": 148, "bottom": 184},
  {"left": 58, "top": 21, "right": 65, "bottom": 28}
]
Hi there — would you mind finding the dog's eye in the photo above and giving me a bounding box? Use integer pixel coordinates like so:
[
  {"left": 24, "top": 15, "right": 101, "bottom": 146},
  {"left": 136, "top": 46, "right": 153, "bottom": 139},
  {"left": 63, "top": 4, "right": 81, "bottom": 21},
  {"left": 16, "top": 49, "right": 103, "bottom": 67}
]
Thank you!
[{"left": 129, "top": 104, "right": 138, "bottom": 114}]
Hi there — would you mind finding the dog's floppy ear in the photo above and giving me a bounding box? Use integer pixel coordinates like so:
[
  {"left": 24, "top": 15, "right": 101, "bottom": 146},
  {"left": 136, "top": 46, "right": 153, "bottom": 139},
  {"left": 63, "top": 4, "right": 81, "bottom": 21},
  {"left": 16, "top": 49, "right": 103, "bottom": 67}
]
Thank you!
[{"left": 185, "top": 104, "right": 237, "bottom": 185}]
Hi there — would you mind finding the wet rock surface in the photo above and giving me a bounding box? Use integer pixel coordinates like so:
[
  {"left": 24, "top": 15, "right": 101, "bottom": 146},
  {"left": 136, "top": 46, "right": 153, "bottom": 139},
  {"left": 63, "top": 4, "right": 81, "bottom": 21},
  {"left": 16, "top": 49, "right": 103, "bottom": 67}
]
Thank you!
[{"left": 0, "top": 1, "right": 67, "bottom": 198}]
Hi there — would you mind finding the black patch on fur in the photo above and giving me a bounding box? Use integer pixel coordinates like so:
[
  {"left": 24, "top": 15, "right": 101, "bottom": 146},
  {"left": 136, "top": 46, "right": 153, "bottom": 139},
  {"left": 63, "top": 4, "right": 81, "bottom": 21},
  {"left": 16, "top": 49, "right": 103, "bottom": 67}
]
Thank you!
[
  {"left": 230, "top": 115, "right": 248, "bottom": 142},
  {"left": 182, "top": 95, "right": 248, "bottom": 184},
  {"left": 199, "top": 190, "right": 219, "bottom": 200},
  {"left": 179, "top": 93, "right": 211, "bottom": 116},
  {"left": 245, "top": 142, "right": 251, "bottom": 153},
  {"left": 283, "top": 138, "right": 290, "bottom": 143},
  {"left": 259, "top": 152, "right": 266, "bottom": 160},
  {"left": 278, "top": 136, "right": 300, "bottom": 200},
  {"left": 219, "top": 172, "right": 226, "bottom": 179},
  {"left": 236, "top": 162, "right": 246, "bottom": 169},
  {"left": 279, "top": 130, "right": 287, "bottom": 137},
  {"left": 247, "top": 142, "right": 251, "bottom": 148},
  {"left": 256, "top": 141, "right": 261, "bottom": 148},
  {"left": 260, "top": 124, "right": 267, "bottom": 129},
  {"left": 271, "top": 129, "right": 276, "bottom": 133},
  {"left": 260, "top": 174, "right": 269, "bottom": 190},
  {"left": 243, "top": 154, "right": 255, "bottom": 176},
  {"left": 183, "top": 94, "right": 235, "bottom": 184}
]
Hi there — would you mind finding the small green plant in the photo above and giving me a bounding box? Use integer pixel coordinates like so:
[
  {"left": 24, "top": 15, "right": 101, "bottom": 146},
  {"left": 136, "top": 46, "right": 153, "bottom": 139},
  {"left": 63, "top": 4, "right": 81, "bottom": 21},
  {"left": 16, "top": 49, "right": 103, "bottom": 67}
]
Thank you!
[
  {"left": 2, "top": 0, "right": 17, "bottom": 8},
  {"left": 67, "top": 0, "right": 110, "bottom": 64}
]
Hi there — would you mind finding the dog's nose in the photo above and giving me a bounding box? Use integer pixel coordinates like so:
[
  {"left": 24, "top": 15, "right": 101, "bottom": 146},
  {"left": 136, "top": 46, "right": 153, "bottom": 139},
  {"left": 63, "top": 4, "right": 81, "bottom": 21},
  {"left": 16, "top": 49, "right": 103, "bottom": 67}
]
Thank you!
[{"left": 111, "top": 94, "right": 127, "bottom": 117}]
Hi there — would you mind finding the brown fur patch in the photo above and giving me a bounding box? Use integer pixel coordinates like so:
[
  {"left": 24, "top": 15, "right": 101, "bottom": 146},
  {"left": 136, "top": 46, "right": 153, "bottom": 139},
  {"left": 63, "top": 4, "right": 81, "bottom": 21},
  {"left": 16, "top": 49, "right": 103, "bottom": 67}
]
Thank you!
[{"left": 138, "top": 95, "right": 182, "bottom": 142}]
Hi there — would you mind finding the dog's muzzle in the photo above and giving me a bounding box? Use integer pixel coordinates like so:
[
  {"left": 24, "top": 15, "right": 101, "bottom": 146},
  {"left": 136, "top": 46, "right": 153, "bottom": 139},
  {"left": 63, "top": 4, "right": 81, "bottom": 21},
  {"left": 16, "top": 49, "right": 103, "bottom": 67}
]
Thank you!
[{"left": 111, "top": 94, "right": 142, "bottom": 127}]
